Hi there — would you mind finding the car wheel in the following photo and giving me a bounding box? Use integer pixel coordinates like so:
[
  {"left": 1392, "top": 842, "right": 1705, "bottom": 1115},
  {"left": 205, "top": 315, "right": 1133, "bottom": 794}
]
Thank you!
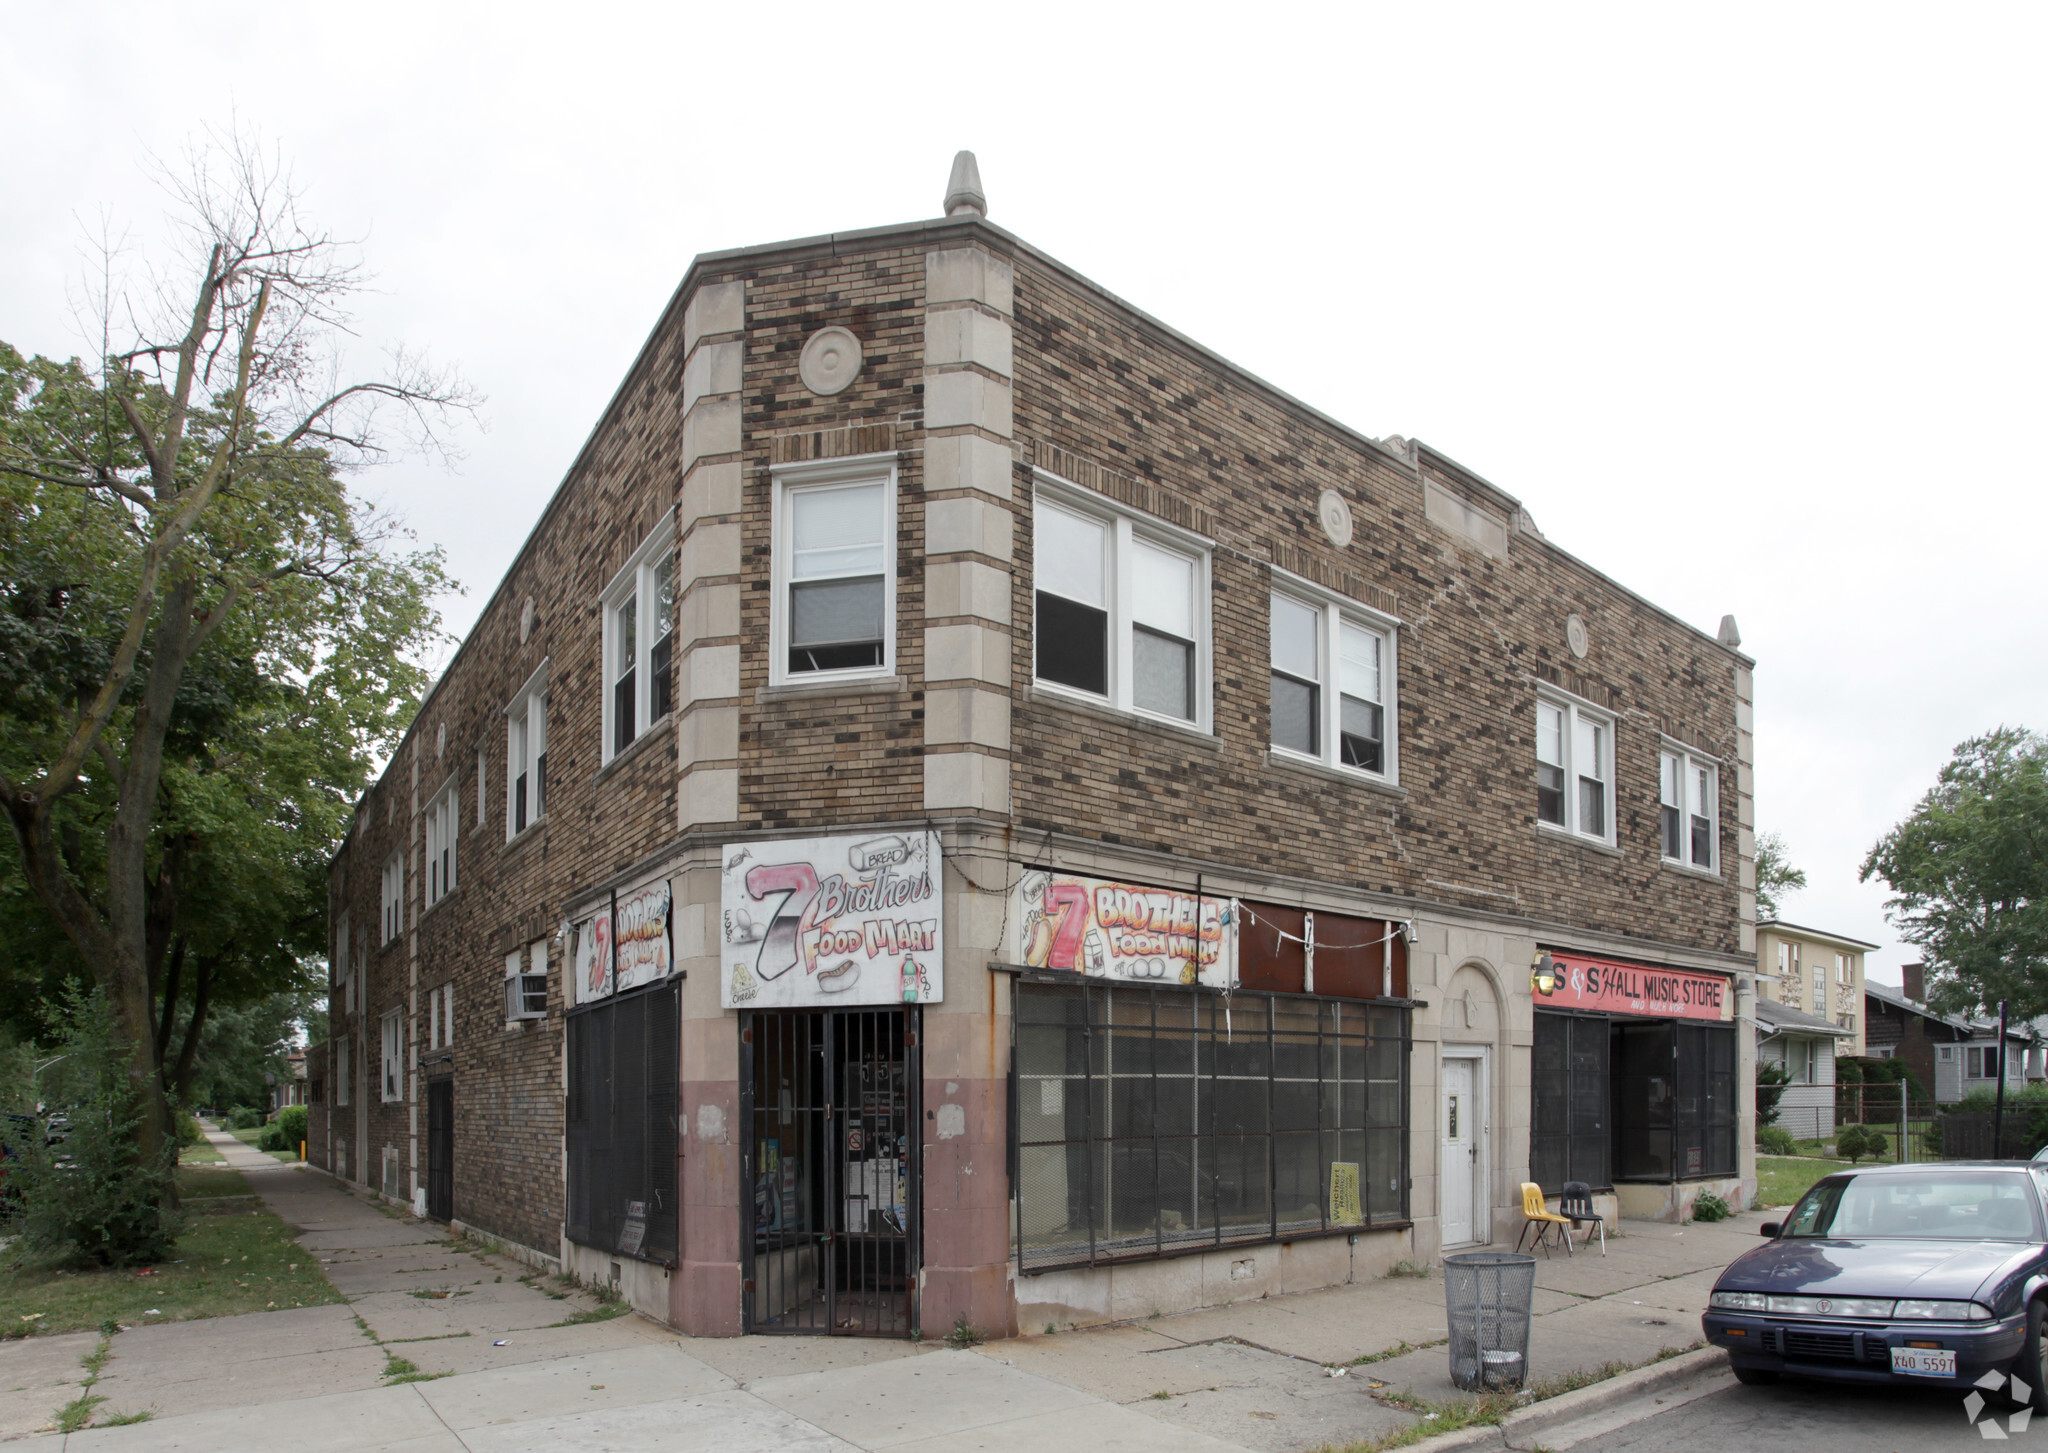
[
  {"left": 1731, "top": 1364, "right": 1779, "bottom": 1387},
  {"left": 2017, "top": 1300, "right": 2048, "bottom": 1413}
]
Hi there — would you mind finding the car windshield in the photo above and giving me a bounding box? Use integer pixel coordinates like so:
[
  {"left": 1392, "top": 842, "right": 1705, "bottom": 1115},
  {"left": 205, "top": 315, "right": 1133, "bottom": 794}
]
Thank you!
[{"left": 1783, "top": 1172, "right": 2040, "bottom": 1240}]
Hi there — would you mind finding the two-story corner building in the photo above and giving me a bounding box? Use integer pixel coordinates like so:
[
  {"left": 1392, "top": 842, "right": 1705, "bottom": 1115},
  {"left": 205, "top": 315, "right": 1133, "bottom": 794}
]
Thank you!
[
  {"left": 313, "top": 158, "right": 1757, "bottom": 1344},
  {"left": 1754, "top": 920, "right": 1873, "bottom": 1056}
]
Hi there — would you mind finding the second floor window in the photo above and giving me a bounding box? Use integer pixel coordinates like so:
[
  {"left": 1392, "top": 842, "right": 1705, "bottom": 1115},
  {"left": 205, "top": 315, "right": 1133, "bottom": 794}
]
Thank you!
[
  {"left": 602, "top": 518, "right": 676, "bottom": 758},
  {"left": 773, "top": 463, "right": 894, "bottom": 683},
  {"left": 381, "top": 851, "right": 403, "bottom": 944},
  {"left": 507, "top": 665, "right": 547, "bottom": 836},
  {"left": 1032, "top": 485, "right": 1209, "bottom": 727},
  {"left": 1536, "top": 694, "right": 1613, "bottom": 843},
  {"left": 424, "top": 780, "right": 458, "bottom": 909},
  {"left": 1659, "top": 748, "right": 1718, "bottom": 870},
  {"left": 1268, "top": 586, "right": 1396, "bottom": 779}
]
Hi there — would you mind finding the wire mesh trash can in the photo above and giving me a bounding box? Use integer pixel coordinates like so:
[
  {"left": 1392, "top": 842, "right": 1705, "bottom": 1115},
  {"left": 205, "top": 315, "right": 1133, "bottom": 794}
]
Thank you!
[{"left": 1443, "top": 1251, "right": 1536, "bottom": 1391}]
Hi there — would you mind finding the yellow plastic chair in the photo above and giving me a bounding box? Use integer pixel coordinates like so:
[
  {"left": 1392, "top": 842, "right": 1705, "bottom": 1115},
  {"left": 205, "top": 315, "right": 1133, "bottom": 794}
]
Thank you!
[{"left": 1514, "top": 1181, "right": 1574, "bottom": 1258}]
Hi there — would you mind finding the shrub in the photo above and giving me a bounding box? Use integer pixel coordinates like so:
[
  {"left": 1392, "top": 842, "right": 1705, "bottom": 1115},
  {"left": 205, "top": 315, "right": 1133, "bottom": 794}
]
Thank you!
[
  {"left": 1837, "top": 1126, "right": 1890, "bottom": 1164},
  {"left": 258, "top": 1105, "right": 307, "bottom": 1155},
  {"left": 1757, "top": 1125, "right": 1797, "bottom": 1156},
  {"left": 176, "top": 1113, "right": 205, "bottom": 1146},
  {"left": 0, "top": 993, "right": 183, "bottom": 1267},
  {"left": 1690, "top": 1190, "right": 1732, "bottom": 1222},
  {"left": 228, "top": 1106, "right": 263, "bottom": 1130}
]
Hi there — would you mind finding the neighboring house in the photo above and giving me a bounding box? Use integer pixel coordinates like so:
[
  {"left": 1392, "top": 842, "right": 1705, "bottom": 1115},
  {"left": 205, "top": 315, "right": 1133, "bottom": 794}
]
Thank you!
[
  {"left": 1754, "top": 920, "right": 1875, "bottom": 1056},
  {"left": 315, "top": 156, "right": 1756, "bottom": 1341},
  {"left": 1865, "top": 968, "right": 2035, "bottom": 1105},
  {"left": 267, "top": 1050, "right": 308, "bottom": 1112},
  {"left": 1755, "top": 998, "right": 1853, "bottom": 1139}
]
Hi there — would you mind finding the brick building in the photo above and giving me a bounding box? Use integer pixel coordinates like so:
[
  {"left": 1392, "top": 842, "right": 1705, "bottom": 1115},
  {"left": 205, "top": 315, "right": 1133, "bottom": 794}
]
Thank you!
[{"left": 315, "top": 156, "right": 1756, "bottom": 1340}]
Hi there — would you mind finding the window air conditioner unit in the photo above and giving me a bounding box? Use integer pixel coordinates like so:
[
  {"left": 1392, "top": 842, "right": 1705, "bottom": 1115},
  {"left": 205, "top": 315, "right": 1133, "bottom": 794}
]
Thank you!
[{"left": 506, "top": 973, "right": 548, "bottom": 1021}]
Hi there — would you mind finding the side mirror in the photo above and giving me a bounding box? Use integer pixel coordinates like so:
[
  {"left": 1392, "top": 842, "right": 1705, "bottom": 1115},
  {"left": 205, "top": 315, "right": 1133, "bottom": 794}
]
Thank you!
[{"left": 1759, "top": 1222, "right": 1781, "bottom": 1238}]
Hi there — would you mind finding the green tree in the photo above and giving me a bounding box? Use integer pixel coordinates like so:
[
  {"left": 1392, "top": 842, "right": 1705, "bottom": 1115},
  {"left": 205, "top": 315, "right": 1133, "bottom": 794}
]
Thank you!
[
  {"left": 0, "top": 138, "right": 471, "bottom": 1175},
  {"left": 1862, "top": 728, "right": 2048, "bottom": 1020},
  {"left": 1755, "top": 831, "right": 1808, "bottom": 918}
]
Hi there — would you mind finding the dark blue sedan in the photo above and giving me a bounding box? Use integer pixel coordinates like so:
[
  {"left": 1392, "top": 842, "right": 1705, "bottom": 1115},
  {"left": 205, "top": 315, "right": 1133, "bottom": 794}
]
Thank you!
[{"left": 1702, "top": 1161, "right": 2048, "bottom": 1408}]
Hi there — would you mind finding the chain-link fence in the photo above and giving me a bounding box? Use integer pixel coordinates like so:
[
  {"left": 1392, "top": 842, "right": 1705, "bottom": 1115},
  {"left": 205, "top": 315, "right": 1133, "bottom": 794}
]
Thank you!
[{"left": 1759, "top": 1097, "right": 1940, "bottom": 1163}]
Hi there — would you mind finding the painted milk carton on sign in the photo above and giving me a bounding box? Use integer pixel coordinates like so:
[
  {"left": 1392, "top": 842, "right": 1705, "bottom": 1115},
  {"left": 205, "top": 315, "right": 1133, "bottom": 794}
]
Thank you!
[{"left": 720, "top": 831, "right": 944, "bottom": 1008}]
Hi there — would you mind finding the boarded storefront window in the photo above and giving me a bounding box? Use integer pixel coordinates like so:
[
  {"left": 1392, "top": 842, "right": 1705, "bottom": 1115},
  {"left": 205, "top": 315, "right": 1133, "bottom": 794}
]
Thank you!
[
  {"left": 566, "top": 979, "right": 679, "bottom": 1265},
  {"left": 1612, "top": 1020, "right": 1737, "bottom": 1183},
  {"left": 1531, "top": 1011, "right": 1610, "bottom": 1194},
  {"left": 1012, "top": 979, "right": 1409, "bottom": 1272}
]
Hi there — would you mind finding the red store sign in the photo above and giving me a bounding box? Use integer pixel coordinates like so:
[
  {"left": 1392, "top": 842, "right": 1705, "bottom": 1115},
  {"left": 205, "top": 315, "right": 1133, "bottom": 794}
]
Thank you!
[{"left": 1533, "top": 951, "right": 1727, "bottom": 1022}]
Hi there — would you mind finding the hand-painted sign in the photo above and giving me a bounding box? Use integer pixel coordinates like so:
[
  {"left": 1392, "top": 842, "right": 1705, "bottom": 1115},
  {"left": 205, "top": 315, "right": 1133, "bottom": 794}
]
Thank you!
[
  {"left": 1533, "top": 951, "right": 1728, "bottom": 1021},
  {"left": 573, "top": 878, "right": 673, "bottom": 1004},
  {"left": 720, "top": 831, "right": 943, "bottom": 1008},
  {"left": 1009, "top": 869, "right": 1236, "bottom": 988}
]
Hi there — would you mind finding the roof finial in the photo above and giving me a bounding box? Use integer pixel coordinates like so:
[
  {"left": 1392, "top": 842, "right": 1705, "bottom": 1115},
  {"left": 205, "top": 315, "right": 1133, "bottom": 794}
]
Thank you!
[
  {"left": 1718, "top": 614, "right": 1742, "bottom": 649},
  {"left": 944, "top": 151, "right": 986, "bottom": 219}
]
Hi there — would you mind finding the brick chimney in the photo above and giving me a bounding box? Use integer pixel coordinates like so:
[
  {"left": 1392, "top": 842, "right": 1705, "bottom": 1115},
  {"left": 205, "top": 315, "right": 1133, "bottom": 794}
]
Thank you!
[{"left": 1901, "top": 962, "right": 1926, "bottom": 1003}]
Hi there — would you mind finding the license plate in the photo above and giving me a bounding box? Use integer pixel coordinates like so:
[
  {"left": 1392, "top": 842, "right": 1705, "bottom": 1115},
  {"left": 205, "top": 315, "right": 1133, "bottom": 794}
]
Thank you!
[{"left": 1890, "top": 1347, "right": 1957, "bottom": 1378}]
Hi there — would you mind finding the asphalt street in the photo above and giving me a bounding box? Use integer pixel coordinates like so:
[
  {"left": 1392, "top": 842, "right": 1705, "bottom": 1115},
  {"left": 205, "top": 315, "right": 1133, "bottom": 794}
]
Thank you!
[{"left": 1562, "top": 1371, "right": 2044, "bottom": 1452}]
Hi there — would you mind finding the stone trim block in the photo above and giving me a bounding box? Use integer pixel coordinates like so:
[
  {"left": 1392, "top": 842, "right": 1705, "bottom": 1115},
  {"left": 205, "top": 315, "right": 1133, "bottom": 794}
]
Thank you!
[
  {"left": 682, "top": 395, "right": 742, "bottom": 470},
  {"left": 683, "top": 280, "right": 745, "bottom": 353},
  {"left": 681, "top": 460, "right": 742, "bottom": 532},
  {"left": 679, "top": 519, "right": 741, "bottom": 583},
  {"left": 924, "top": 371, "right": 1013, "bottom": 437},
  {"left": 684, "top": 643, "right": 740, "bottom": 705},
  {"left": 926, "top": 495, "right": 1014, "bottom": 561},
  {"left": 683, "top": 339, "right": 743, "bottom": 414},
  {"left": 926, "top": 248, "right": 1014, "bottom": 316},
  {"left": 924, "top": 749, "right": 1010, "bottom": 814},
  {"left": 679, "top": 766, "right": 738, "bottom": 830},
  {"left": 678, "top": 580, "right": 740, "bottom": 646},
  {"left": 924, "top": 623, "right": 1011, "bottom": 687},
  {"left": 925, "top": 434, "right": 1015, "bottom": 501},
  {"left": 926, "top": 560, "right": 1013, "bottom": 625},
  {"left": 924, "top": 686, "right": 1011, "bottom": 750},
  {"left": 925, "top": 306, "right": 1014, "bottom": 378},
  {"left": 678, "top": 703, "right": 739, "bottom": 766}
]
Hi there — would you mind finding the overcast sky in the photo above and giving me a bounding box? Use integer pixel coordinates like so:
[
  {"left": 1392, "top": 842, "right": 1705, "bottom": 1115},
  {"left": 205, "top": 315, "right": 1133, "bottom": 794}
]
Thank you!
[{"left": 6, "top": 4, "right": 2043, "bottom": 986}]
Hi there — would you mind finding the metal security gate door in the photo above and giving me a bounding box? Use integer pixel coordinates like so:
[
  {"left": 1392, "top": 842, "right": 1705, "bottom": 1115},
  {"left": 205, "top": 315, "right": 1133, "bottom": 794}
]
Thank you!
[
  {"left": 425, "top": 1078, "right": 453, "bottom": 1222},
  {"left": 741, "top": 1009, "right": 919, "bottom": 1336}
]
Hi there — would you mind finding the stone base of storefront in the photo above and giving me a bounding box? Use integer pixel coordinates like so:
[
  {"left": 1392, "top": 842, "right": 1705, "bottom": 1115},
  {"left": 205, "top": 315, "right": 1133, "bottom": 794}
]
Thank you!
[
  {"left": 562, "top": 1237, "right": 672, "bottom": 1322},
  {"left": 1014, "top": 1225, "right": 1412, "bottom": 1333},
  {"left": 1615, "top": 1175, "right": 1755, "bottom": 1224}
]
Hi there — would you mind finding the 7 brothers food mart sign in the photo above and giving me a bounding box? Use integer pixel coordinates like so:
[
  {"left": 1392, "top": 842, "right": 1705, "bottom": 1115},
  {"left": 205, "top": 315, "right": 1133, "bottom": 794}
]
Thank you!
[
  {"left": 721, "top": 831, "right": 944, "bottom": 1008},
  {"left": 1008, "top": 868, "right": 1236, "bottom": 988}
]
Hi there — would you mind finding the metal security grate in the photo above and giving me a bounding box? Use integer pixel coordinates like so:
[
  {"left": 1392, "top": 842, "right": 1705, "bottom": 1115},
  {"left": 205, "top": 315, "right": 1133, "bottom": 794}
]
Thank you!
[
  {"left": 1013, "top": 980, "right": 1410, "bottom": 1272},
  {"left": 742, "top": 1009, "right": 920, "bottom": 1336},
  {"left": 566, "top": 980, "right": 680, "bottom": 1266}
]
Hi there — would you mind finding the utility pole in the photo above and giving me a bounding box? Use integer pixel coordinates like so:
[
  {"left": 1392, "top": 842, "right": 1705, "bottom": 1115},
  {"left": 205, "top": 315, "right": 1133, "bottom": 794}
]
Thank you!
[{"left": 1995, "top": 1000, "right": 2010, "bottom": 1157}]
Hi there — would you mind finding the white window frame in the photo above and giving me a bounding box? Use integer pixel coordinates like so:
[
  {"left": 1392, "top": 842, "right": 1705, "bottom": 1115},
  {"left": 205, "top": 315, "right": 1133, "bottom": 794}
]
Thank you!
[
  {"left": 475, "top": 747, "right": 486, "bottom": 828},
  {"left": 769, "top": 456, "right": 898, "bottom": 688},
  {"left": 505, "top": 941, "right": 548, "bottom": 1022},
  {"left": 380, "top": 1008, "right": 403, "bottom": 1103},
  {"left": 380, "top": 851, "right": 404, "bottom": 944},
  {"left": 506, "top": 661, "right": 549, "bottom": 839},
  {"left": 1029, "top": 471, "right": 1214, "bottom": 732},
  {"left": 1659, "top": 744, "right": 1719, "bottom": 873},
  {"left": 1266, "top": 572, "right": 1400, "bottom": 783},
  {"left": 423, "top": 777, "right": 458, "bottom": 910},
  {"left": 600, "top": 512, "right": 678, "bottom": 761},
  {"left": 1535, "top": 689, "right": 1616, "bottom": 845},
  {"left": 333, "top": 1034, "right": 350, "bottom": 1106},
  {"left": 427, "top": 982, "right": 455, "bottom": 1051}
]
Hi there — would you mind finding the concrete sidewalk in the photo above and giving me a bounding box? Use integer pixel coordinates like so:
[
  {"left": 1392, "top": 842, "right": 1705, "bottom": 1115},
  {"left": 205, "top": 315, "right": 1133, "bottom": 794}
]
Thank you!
[{"left": 5, "top": 1140, "right": 1761, "bottom": 1451}]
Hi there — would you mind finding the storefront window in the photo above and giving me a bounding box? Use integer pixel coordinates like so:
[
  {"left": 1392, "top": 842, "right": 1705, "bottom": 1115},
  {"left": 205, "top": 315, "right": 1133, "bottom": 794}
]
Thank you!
[
  {"left": 1012, "top": 980, "right": 1409, "bottom": 1272},
  {"left": 1612, "top": 1020, "right": 1736, "bottom": 1182},
  {"left": 1531, "top": 1012, "right": 1610, "bottom": 1193},
  {"left": 566, "top": 980, "right": 679, "bottom": 1265}
]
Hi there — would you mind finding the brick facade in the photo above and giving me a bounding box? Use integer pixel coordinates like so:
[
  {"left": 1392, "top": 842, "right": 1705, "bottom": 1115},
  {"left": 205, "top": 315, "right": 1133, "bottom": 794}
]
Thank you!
[{"left": 322, "top": 192, "right": 1754, "bottom": 1337}]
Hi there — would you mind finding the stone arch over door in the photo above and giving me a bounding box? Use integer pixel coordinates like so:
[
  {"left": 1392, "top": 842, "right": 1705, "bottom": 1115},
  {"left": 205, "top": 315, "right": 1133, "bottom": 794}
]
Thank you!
[{"left": 1442, "top": 959, "right": 1509, "bottom": 1245}]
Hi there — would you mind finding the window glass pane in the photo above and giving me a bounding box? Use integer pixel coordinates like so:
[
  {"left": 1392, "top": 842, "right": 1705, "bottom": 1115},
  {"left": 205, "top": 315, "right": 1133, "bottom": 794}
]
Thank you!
[
  {"left": 1338, "top": 623, "right": 1380, "bottom": 704},
  {"left": 1340, "top": 697, "right": 1383, "bottom": 772},
  {"left": 1270, "top": 594, "right": 1319, "bottom": 681},
  {"left": 1036, "top": 592, "right": 1109, "bottom": 695},
  {"left": 1133, "top": 626, "right": 1193, "bottom": 719},
  {"left": 652, "top": 554, "right": 675, "bottom": 640},
  {"left": 615, "top": 595, "right": 636, "bottom": 673},
  {"left": 1660, "top": 753, "right": 1680, "bottom": 808},
  {"left": 790, "top": 577, "right": 885, "bottom": 671},
  {"left": 1574, "top": 715, "right": 1605, "bottom": 782},
  {"left": 1538, "top": 763, "right": 1565, "bottom": 825},
  {"left": 792, "top": 483, "right": 885, "bottom": 578},
  {"left": 1035, "top": 505, "right": 1107, "bottom": 608},
  {"left": 1579, "top": 775, "right": 1606, "bottom": 837},
  {"left": 1271, "top": 674, "right": 1318, "bottom": 754},
  {"left": 1536, "top": 702, "right": 1564, "bottom": 767},
  {"left": 1131, "top": 541, "right": 1193, "bottom": 640},
  {"left": 1663, "top": 804, "right": 1682, "bottom": 859}
]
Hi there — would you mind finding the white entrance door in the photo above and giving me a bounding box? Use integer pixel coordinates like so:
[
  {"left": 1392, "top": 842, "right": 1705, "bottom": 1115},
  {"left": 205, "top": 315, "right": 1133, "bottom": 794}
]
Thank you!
[{"left": 1442, "top": 1057, "right": 1477, "bottom": 1245}]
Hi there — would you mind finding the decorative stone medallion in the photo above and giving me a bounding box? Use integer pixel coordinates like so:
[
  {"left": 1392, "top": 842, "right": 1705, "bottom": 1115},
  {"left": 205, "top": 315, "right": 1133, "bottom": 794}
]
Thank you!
[
  {"left": 1566, "top": 612, "right": 1590, "bottom": 660},
  {"left": 799, "top": 326, "right": 864, "bottom": 397},
  {"left": 1317, "top": 488, "right": 1354, "bottom": 549}
]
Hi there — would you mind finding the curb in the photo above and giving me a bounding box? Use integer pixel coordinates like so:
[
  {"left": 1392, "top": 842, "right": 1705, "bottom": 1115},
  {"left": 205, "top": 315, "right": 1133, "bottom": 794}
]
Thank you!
[{"left": 1393, "top": 1346, "right": 1730, "bottom": 1453}]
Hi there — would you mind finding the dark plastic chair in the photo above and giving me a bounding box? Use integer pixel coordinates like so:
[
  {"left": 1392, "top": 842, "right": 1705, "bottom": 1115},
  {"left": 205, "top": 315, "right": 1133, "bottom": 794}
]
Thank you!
[{"left": 1558, "top": 1180, "right": 1605, "bottom": 1256}]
